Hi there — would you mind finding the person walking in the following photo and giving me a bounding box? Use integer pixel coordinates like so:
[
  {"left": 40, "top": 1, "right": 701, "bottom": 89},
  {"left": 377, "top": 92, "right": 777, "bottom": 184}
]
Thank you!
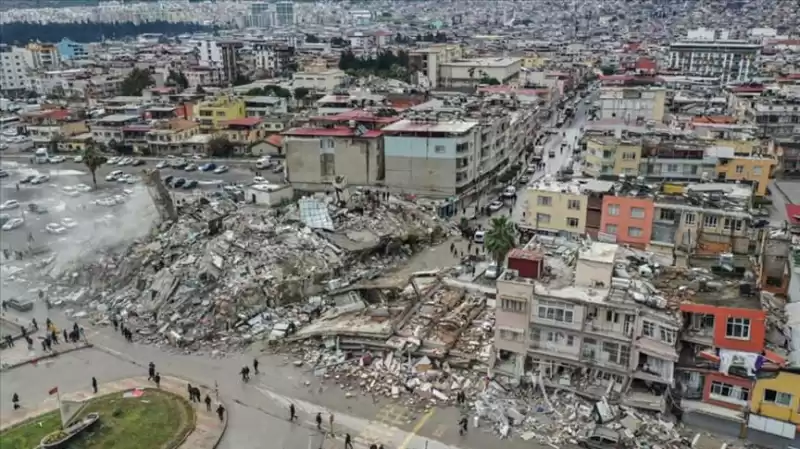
[
  {"left": 315, "top": 412, "right": 322, "bottom": 430},
  {"left": 289, "top": 404, "right": 297, "bottom": 421},
  {"left": 344, "top": 433, "right": 354, "bottom": 449},
  {"left": 92, "top": 377, "right": 98, "bottom": 394},
  {"left": 329, "top": 412, "right": 335, "bottom": 435},
  {"left": 216, "top": 403, "right": 225, "bottom": 422},
  {"left": 148, "top": 362, "right": 156, "bottom": 381},
  {"left": 51, "top": 329, "right": 58, "bottom": 344},
  {"left": 31, "top": 318, "right": 38, "bottom": 331},
  {"left": 187, "top": 383, "right": 195, "bottom": 402},
  {"left": 459, "top": 416, "right": 468, "bottom": 436},
  {"left": 12, "top": 393, "right": 20, "bottom": 410},
  {"left": 204, "top": 395, "right": 212, "bottom": 412},
  {"left": 253, "top": 358, "right": 259, "bottom": 375},
  {"left": 63, "top": 329, "right": 68, "bottom": 344},
  {"left": 154, "top": 373, "right": 161, "bottom": 388}
]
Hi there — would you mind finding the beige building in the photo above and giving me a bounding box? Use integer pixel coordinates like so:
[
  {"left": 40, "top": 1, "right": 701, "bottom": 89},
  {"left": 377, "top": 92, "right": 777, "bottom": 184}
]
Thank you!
[
  {"left": 494, "top": 243, "right": 679, "bottom": 412},
  {"left": 293, "top": 68, "right": 346, "bottom": 92},
  {"left": 583, "top": 136, "right": 643, "bottom": 178},
  {"left": 146, "top": 119, "right": 200, "bottom": 155},
  {"left": 408, "top": 44, "right": 463, "bottom": 89},
  {"left": 283, "top": 126, "right": 384, "bottom": 190},
  {"left": 438, "top": 57, "right": 523, "bottom": 88},
  {"left": 516, "top": 180, "right": 589, "bottom": 237}
]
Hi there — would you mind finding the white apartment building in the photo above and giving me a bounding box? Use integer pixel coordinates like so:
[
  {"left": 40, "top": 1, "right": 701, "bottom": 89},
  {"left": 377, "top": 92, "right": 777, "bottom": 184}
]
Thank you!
[
  {"left": 598, "top": 84, "right": 667, "bottom": 123},
  {"left": 494, "top": 243, "right": 679, "bottom": 412},
  {"left": 0, "top": 45, "right": 33, "bottom": 94},
  {"left": 668, "top": 40, "right": 761, "bottom": 84},
  {"left": 197, "top": 40, "right": 223, "bottom": 67}
]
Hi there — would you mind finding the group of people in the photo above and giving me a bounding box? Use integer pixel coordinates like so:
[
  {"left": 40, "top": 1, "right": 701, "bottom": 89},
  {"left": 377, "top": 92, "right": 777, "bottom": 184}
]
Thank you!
[
  {"left": 110, "top": 317, "right": 134, "bottom": 342},
  {"left": 239, "top": 358, "right": 259, "bottom": 382}
]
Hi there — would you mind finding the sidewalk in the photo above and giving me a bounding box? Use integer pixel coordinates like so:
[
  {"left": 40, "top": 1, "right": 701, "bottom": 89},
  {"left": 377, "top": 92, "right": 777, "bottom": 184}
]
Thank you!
[{"left": 0, "top": 375, "right": 227, "bottom": 449}]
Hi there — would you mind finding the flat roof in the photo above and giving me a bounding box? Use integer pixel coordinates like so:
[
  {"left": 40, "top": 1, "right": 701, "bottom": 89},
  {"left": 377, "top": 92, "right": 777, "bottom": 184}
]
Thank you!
[
  {"left": 441, "top": 57, "right": 521, "bottom": 68},
  {"left": 282, "top": 126, "right": 382, "bottom": 138},
  {"left": 223, "top": 117, "right": 262, "bottom": 127},
  {"left": 579, "top": 242, "right": 619, "bottom": 264},
  {"left": 96, "top": 114, "right": 140, "bottom": 124},
  {"left": 381, "top": 119, "right": 478, "bottom": 134},
  {"left": 311, "top": 109, "right": 400, "bottom": 124}
]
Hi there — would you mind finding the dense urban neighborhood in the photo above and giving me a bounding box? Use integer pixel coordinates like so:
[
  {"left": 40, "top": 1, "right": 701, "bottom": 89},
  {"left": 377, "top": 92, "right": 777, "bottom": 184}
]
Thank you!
[{"left": 2, "top": 1, "right": 800, "bottom": 449}]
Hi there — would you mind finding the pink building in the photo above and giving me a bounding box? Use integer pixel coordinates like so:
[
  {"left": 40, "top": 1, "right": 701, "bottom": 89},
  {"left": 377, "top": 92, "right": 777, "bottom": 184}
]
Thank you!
[{"left": 599, "top": 196, "right": 655, "bottom": 248}]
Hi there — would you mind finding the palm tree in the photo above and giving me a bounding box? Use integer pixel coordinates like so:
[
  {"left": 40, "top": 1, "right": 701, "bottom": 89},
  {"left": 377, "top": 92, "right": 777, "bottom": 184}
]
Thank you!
[
  {"left": 484, "top": 216, "right": 516, "bottom": 265},
  {"left": 81, "top": 139, "right": 107, "bottom": 189}
]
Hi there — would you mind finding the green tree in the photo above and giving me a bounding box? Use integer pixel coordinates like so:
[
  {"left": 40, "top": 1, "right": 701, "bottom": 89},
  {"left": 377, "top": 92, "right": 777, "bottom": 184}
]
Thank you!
[
  {"left": 305, "top": 34, "right": 320, "bottom": 43},
  {"left": 484, "top": 216, "right": 516, "bottom": 265},
  {"left": 82, "top": 139, "right": 107, "bottom": 189},
  {"left": 600, "top": 65, "right": 617, "bottom": 76},
  {"left": 478, "top": 76, "right": 501, "bottom": 85},
  {"left": 120, "top": 68, "right": 154, "bottom": 96},
  {"left": 293, "top": 87, "right": 310, "bottom": 106},
  {"left": 166, "top": 70, "right": 189, "bottom": 89},
  {"left": 208, "top": 136, "right": 235, "bottom": 158}
]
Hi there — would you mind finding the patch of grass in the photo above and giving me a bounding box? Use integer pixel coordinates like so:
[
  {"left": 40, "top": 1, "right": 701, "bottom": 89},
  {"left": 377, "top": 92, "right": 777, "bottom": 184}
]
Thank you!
[{"left": 0, "top": 389, "right": 194, "bottom": 449}]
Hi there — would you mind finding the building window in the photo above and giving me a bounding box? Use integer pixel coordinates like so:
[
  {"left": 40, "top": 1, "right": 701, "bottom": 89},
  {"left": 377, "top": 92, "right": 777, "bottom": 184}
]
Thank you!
[
  {"left": 537, "top": 196, "right": 552, "bottom": 206},
  {"left": 723, "top": 218, "right": 744, "bottom": 231},
  {"left": 320, "top": 153, "right": 335, "bottom": 176},
  {"left": 501, "top": 298, "right": 525, "bottom": 313},
  {"left": 499, "top": 329, "right": 523, "bottom": 342},
  {"left": 566, "top": 217, "right": 579, "bottom": 228},
  {"left": 726, "top": 317, "right": 751, "bottom": 339},
  {"left": 710, "top": 381, "right": 750, "bottom": 404},
  {"left": 566, "top": 335, "right": 575, "bottom": 346},
  {"left": 659, "top": 326, "right": 676, "bottom": 344},
  {"left": 630, "top": 207, "right": 645, "bottom": 219},
  {"left": 608, "top": 204, "right": 620, "bottom": 216},
  {"left": 538, "top": 300, "right": 574, "bottom": 323},
  {"left": 605, "top": 224, "right": 617, "bottom": 235},
  {"left": 685, "top": 213, "right": 696, "bottom": 225},
  {"left": 628, "top": 227, "right": 643, "bottom": 238},
  {"left": 667, "top": 164, "right": 678, "bottom": 172},
  {"left": 735, "top": 165, "right": 744, "bottom": 174},
  {"left": 622, "top": 152, "right": 636, "bottom": 160},
  {"left": 753, "top": 166, "right": 762, "bottom": 176},
  {"left": 659, "top": 209, "right": 676, "bottom": 221},
  {"left": 703, "top": 215, "right": 718, "bottom": 228},
  {"left": 536, "top": 213, "right": 551, "bottom": 224},
  {"left": 642, "top": 321, "right": 655, "bottom": 337},
  {"left": 567, "top": 199, "right": 581, "bottom": 210},
  {"left": 764, "top": 389, "right": 792, "bottom": 407},
  {"left": 434, "top": 145, "right": 446, "bottom": 154}
]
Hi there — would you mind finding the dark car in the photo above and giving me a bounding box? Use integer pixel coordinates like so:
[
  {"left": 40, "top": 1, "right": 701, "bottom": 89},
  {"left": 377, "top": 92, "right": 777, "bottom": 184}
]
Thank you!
[
  {"left": 20, "top": 174, "right": 36, "bottom": 183},
  {"left": 172, "top": 177, "right": 186, "bottom": 188},
  {"left": 132, "top": 159, "right": 146, "bottom": 166},
  {"left": 183, "top": 179, "right": 198, "bottom": 189},
  {"left": 6, "top": 298, "right": 34, "bottom": 312},
  {"left": 200, "top": 163, "right": 217, "bottom": 172},
  {"left": 163, "top": 175, "right": 174, "bottom": 186}
]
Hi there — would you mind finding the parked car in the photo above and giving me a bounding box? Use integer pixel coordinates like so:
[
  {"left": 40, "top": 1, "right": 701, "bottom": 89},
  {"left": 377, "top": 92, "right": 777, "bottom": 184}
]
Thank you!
[
  {"left": 473, "top": 230, "right": 485, "bottom": 244},
  {"left": 518, "top": 175, "right": 530, "bottom": 184},
  {"left": 163, "top": 175, "right": 174, "bottom": 186},
  {"left": 132, "top": 159, "right": 146, "bottom": 166},
  {"left": 73, "top": 155, "right": 84, "bottom": 163},
  {"left": 0, "top": 200, "right": 19, "bottom": 211},
  {"left": 484, "top": 263, "right": 500, "bottom": 280},
  {"left": 107, "top": 157, "right": 120, "bottom": 164},
  {"left": 75, "top": 183, "right": 92, "bottom": 192},
  {"left": 184, "top": 163, "right": 198, "bottom": 172},
  {"left": 488, "top": 201, "right": 504, "bottom": 212},
  {"left": 20, "top": 175, "right": 36, "bottom": 183},
  {"left": 172, "top": 177, "right": 187, "bottom": 188},
  {"left": 183, "top": 179, "right": 198, "bottom": 189},
  {"left": 502, "top": 186, "right": 516, "bottom": 198},
  {"left": 61, "top": 218, "right": 78, "bottom": 228},
  {"left": 105, "top": 170, "right": 123, "bottom": 181},
  {"left": 156, "top": 160, "right": 169, "bottom": 169},
  {"left": 6, "top": 298, "right": 33, "bottom": 312},
  {"left": 30, "top": 174, "right": 50, "bottom": 184},
  {"left": 45, "top": 222, "right": 67, "bottom": 234},
  {"left": 49, "top": 155, "right": 66, "bottom": 163},
  {"left": 28, "top": 203, "right": 48, "bottom": 214},
  {"left": 213, "top": 165, "right": 229, "bottom": 174},
  {"left": 2, "top": 217, "right": 24, "bottom": 231},
  {"left": 171, "top": 160, "right": 188, "bottom": 169},
  {"left": 200, "top": 163, "right": 217, "bottom": 172}
]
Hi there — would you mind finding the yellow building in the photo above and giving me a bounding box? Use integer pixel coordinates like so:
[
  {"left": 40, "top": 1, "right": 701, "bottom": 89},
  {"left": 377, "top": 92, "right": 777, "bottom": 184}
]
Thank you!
[
  {"left": 26, "top": 43, "right": 59, "bottom": 68},
  {"left": 522, "top": 56, "right": 549, "bottom": 69},
  {"left": 195, "top": 96, "right": 246, "bottom": 130},
  {"left": 715, "top": 155, "right": 776, "bottom": 196},
  {"left": 583, "top": 136, "right": 642, "bottom": 178},
  {"left": 517, "top": 181, "right": 588, "bottom": 236},
  {"left": 749, "top": 370, "right": 800, "bottom": 433}
]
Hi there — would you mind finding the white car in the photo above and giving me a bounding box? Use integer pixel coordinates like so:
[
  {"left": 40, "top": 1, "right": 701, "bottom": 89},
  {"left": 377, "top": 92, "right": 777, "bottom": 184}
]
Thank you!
[
  {"left": 0, "top": 200, "right": 20, "bottom": 211},
  {"left": 124, "top": 175, "right": 138, "bottom": 184},
  {"left": 45, "top": 223, "right": 67, "bottom": 234},
  {"left": 2, "top": 218, "right": 24, "bottom": 231},
  {"left": 75, "top": 184, "right": 92, "bottom": 192},
  {"left": 116, "top": 174, "right": 131, "bottom": 183},
  {"left": 73, "top": 155, "right": 84, "bottom": 163},
  {"left": 253, "top": 176, "right": 266, "bottom": 183},
  {"left": 61, "top": 186, "right": 80, "bottom": 197},
  {"left": 484, "top": 263, "right": 500, "bottom": 280},
  {"left": 61, "top": 218, "right": 78, "bottom": 228},
  {"left": 116, "top": 158, "right": 129, "bottom": 166},
  {"left": 31, "top": 175, "right": 50, "bottom": 184},
  {"left": 107, "top": 157, "right": 120, "bottom": 164},
  {"left": 488, "top": 201, "right": 504, "bottom": 212},
  {"left": 49, "top": 156, "right": 66, "bottom": 163},
  {"left": 105, "top": 170, "right": 123, "bottom": 181},
  {"left": 502, "top": 186, "right": 516, "bottom": 198},
  {"left": 213, "top": 165, "right": 229, "bottom": 174},
  {"left": 156, "top": 160, "right": 169, "bottom": 169},
  {"left": 473, "top": 230, "right": 485, "bottom": 244}
]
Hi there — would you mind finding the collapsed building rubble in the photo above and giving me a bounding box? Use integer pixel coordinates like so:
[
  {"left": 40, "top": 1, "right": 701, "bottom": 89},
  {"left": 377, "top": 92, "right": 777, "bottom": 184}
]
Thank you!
[{"left": 39, "top": 191, "right": 453, "bottom": 352}]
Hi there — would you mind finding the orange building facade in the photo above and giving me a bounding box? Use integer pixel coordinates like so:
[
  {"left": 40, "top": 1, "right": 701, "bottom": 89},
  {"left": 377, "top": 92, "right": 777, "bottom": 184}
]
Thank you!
[{"left": 599, "top": 195, "right": 655, "bottom": 249}]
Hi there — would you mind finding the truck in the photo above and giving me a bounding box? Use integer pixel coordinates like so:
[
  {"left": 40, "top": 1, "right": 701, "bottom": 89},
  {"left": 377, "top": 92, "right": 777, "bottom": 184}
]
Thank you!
[{"left": 34, "top": 147, "right": 49, "bottom": 164}]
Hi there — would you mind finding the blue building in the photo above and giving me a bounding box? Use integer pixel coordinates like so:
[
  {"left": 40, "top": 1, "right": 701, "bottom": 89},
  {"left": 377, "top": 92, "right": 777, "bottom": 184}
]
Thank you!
[{"left": 56, "top": 38, "right": 88, "bottom": 61}]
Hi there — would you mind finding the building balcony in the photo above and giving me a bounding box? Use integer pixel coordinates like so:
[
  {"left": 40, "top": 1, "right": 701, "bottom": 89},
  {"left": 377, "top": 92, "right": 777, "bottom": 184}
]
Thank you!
[{"left": 529, "top": 341, "right": 581, "bottom": 361}]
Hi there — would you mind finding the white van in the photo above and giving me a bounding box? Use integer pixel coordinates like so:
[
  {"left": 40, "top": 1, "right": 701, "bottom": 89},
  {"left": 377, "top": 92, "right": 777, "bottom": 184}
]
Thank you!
[
  {"left": 503, "top": 186, "right": 516, "bottom": 198},
  {"left": 473, "top": 230, "right": 485, "bottom": 244},
  {"left": 34, "top": 147, "right": 49, "bottom": 164}
]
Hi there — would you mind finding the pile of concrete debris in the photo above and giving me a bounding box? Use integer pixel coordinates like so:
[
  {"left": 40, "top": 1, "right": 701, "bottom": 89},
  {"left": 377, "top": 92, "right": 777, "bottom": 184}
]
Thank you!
[{"left": 48, "top": 192, "right": 452, "bottom": 352}]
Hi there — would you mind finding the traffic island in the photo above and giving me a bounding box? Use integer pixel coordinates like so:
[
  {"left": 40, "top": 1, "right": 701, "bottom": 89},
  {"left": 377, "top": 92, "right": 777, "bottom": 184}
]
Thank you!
[{"left": 0, "top": 376, "right": 226, "bottom": 449}]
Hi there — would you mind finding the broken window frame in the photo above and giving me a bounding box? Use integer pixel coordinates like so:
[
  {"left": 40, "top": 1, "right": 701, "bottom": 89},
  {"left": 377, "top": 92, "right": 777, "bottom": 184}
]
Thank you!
[{"left": 710, "top": 380, "right": 750, "bottom": 404}]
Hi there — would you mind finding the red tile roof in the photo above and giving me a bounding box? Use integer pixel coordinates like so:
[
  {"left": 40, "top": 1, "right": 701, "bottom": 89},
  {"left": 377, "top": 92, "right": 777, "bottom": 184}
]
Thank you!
[
  {"left": 786, "top": 205, "right": 800, "bottom": 225},
  {"left": 223, "top": 117, "right": 262, "bottom": 127},
  {"left": 265, "top": 134, "right": 283, "bottom": 148},
  {"left": 731, "top": 86, "right": 765, "bottom": 93},
  {"left": 282, "top": 126, "right": 382, "bottom": 138},
  {"left": 635, "top": 57, "right": 657, "bottom": 71},
  {"left": 691, "top": 116, "right": 737, "bottom": 125}
]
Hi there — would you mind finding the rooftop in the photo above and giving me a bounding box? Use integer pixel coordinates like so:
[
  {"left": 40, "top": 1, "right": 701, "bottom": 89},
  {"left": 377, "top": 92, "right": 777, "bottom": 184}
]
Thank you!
[
  {"left": 441, "top": 57, "right": 521, "bottom": 68},
  {"left": 95, "top": 114, "right": 140, "bottom": 124},
  {"left": 223, "top": 117, "right": 262, "bottom": 127},
  {"left": 579, "top": 242, "right": 619, "bottom": 265},
  {"left": 526, "top": 178, "right": 587, "bottom": 195},
  {"left": 381, "top": 119, "right": 479, "bottom": 134},
  {"left": 311, "top": 109, "right": 401, "bottom": 125},
  {"left": 282, "top": 126, "right": 382, "bottom": 138}
]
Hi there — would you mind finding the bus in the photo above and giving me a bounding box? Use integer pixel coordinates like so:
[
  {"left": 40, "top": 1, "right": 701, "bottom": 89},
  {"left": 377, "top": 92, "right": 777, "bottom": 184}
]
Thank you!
[{"left": 0, "top": 115, "right": 21, "bottom": 136}]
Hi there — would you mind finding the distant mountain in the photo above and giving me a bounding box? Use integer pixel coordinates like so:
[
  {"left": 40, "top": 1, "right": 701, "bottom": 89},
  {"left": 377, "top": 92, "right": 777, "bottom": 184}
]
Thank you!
[{"left": 0, "top": 20, "right": 215, "bottom": 44}]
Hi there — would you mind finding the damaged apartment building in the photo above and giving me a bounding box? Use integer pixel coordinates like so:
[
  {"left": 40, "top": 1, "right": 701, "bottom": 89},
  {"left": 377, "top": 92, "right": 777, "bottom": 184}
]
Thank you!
[
  {"left": 281, "top": 92, "right": 541, "bottom": 201},
  {"left": 493, "top": 241, "right": 681, "bottom": 413}
]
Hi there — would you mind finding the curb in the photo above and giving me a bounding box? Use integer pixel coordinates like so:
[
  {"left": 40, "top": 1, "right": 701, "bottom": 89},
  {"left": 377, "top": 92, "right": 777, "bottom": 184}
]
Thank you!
[
  {"left": 0, "top": 343, "right": 93, "bottom": 372},
  {"left": 0, "top": 375, "right": 228, "bottom": 449}
]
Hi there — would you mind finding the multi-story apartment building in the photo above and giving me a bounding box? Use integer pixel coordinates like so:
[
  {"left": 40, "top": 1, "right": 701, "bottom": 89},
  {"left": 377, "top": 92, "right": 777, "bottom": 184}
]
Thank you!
[
  {"left": 745, "top": 94, "right": 800, "bottom": 140},
  {"left": 407, "top": 44, "right": 463, "bottom": 89},
  {"left": 55, "top": 38, "right": 88, "bottom": 62},
  {"left": 639, "top": 138, "right": 721, "bottom": 182},
  {"left": 438, "top": 58, "right": 522, "bottom": 88},
  {"left": 91, "top": 114, "right": 141, "bottom": 145},
  {"left": 599, "top": 195, "right": 655, "bottom": 248},
  {"left": 26, "top": 43, "right": 59, "bottom": 70},
  {"left": 275, "top": 1, "right": 295, "bottom": 26},
  {"left": 668, "top": 40, "right": 761, "bottom": 84},
  {"left": 145, "top": 119, "right": 200, "bottom": 155},
  {"left": 583, "top": 134, "right": 643, "bottom": 178},
  {"left": 195, "top": 96, "right": 246, "bottom": 131},
  {"left": 597, "top": 76, "right": 666, "bottom": 123},
  {"left": 516, "top": 179, "right": 588, "bottom": 238},
  {"left": 283, "top": 126, "right": 384, "bottom": 190},
  {"left": 0, "top": 45, "right": 33, "bottom": 95},
  {"left": 494, "top": 242, "right": 680, "bottom": 412},
  {"left": 244, "top": 96, "right": 288, "bottom": 117}
]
